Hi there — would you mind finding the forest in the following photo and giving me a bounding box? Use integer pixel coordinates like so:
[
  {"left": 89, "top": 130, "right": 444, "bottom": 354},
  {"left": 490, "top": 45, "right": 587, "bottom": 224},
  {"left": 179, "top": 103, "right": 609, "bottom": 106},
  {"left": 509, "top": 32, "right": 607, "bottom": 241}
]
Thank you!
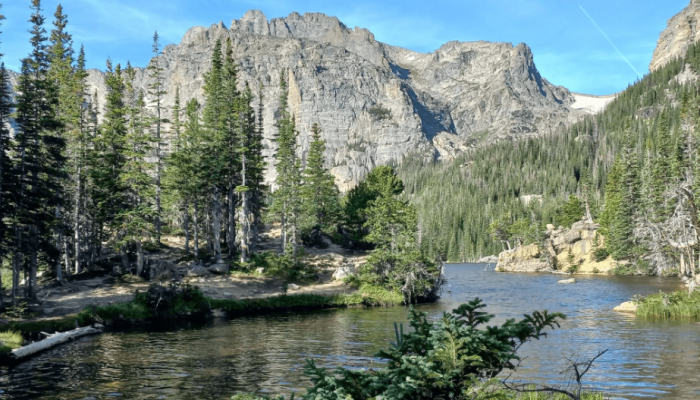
[
  {"left": 0, "top": 0, "right": 442, "bottom": 307},
  {"left": 398, "top": 41, "right": 700, "bottom": 280}
]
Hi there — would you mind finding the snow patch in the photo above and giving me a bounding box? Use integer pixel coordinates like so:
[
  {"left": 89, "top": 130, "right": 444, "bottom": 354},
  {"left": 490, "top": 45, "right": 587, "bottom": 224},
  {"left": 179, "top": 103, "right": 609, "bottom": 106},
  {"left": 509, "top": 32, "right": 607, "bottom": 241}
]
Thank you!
[{"left": 570, "top": 93, "right": 617, "bottom": 115}]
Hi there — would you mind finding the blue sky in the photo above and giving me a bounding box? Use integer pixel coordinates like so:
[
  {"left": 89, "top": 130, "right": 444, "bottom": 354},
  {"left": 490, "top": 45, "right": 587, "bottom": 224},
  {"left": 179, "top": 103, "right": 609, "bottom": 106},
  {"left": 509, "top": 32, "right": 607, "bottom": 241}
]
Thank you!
[{"left": 0, "top": 0, "right": 690, "bottom": 95}]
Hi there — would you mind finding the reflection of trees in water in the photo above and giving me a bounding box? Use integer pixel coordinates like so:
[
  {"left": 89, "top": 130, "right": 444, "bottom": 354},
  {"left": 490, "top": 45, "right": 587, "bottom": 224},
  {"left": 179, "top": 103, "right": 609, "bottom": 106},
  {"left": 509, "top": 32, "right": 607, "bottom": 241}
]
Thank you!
[{"left": 6, "top": 266, "right": 700, "bottom": 399}]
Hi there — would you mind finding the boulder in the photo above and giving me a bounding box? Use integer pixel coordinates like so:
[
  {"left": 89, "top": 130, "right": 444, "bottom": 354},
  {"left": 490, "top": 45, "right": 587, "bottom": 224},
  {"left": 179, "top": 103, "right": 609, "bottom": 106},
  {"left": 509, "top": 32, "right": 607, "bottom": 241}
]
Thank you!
[
  {"left": 557, "top": 278, "right": 576, "bottom": 284},
  {"left": 287, "top": 283, "right": 300, "bottom": 291},
  {"left": 209, "top": 263, "right": 230, "bottom": 274},
  {"left": 187, "top": 265, "right": 210, "bottom": 277},
  {"left": 546, "top": 224, "right": 555, "bottom": 231},
  {"left": 142, "top": 258, "right": 178, "bottom": 281},
  {"left": 496, "top": 244, "right": 551, "bottom": 273},
  {"left": 332, "top": 265, "right": 356, "bottom": 280},
  {"left": 613, "top": 301, "right": 638, "bottom": 313}
]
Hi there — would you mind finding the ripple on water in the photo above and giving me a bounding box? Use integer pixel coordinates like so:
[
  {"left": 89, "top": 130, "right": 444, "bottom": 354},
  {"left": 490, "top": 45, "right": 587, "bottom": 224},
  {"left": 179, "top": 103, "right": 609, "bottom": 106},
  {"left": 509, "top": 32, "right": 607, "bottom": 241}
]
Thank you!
[{"left": 0, "top": 264, "right": 697, "bottom": 399}]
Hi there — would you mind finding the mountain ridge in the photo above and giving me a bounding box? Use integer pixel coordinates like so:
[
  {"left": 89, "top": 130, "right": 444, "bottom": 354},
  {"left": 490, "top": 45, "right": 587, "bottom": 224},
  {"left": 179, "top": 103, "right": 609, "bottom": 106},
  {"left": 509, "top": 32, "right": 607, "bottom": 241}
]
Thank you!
[{"left": 7, "top": 10, "right": 593, "bottom": 190}]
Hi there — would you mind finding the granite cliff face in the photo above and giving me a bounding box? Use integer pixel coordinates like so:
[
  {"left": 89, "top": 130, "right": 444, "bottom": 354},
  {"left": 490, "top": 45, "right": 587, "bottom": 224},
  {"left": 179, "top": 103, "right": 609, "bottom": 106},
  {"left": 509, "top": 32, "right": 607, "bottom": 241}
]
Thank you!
[
  {"left": 7, "top": 10, "right": 586, "bottom": 190},
  {"left": 650, "top": 0, "right": 700, "bottom": 72}
]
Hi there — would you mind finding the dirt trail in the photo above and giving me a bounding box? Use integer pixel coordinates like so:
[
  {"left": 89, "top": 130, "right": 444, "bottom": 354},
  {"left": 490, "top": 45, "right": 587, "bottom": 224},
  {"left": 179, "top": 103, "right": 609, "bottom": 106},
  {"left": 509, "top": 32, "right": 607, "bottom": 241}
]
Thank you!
[{"left": 19, "top": 226, "right": 367, "bottom": 320}]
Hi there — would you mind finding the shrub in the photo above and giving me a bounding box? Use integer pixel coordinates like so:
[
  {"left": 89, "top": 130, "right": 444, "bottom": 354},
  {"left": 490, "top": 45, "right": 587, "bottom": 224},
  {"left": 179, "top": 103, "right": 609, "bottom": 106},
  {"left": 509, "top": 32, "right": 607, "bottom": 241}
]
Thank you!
[
  {"left": 593, "top": 247, "right": 609, "bottom": 262},
  {"left": 232, "top": 298, "right": 567, "bottom": 400},
  {"left": 368, "top": 105, "right": 392, "bottom": 121}
]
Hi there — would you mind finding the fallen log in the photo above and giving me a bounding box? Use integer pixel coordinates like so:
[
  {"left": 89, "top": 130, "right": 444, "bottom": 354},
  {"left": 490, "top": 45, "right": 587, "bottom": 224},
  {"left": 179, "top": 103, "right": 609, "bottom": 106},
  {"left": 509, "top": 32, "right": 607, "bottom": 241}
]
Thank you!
[{"left": 9, "top": 324, "right": 103, "bottom": 361}]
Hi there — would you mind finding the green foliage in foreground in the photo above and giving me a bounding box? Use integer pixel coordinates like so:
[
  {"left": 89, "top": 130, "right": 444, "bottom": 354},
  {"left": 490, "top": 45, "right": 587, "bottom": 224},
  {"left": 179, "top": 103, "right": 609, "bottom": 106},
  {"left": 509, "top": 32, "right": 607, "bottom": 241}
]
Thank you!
[
  {"left": 233, "top": 298, "right": 569, "bottom": 400},
  {"left": 232, "top": 390, "right": 605, "bottom": 400},
  {"left": 636, "top": 290, "right": 700, "bottom": 319},
  {"left": 0, "top": 331, "right": 23, "bottom": 354}
]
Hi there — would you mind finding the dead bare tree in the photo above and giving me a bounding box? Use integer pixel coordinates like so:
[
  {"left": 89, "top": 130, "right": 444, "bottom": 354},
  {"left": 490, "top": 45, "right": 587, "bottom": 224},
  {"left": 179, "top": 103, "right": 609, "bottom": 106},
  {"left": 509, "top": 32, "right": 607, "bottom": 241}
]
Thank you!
[
  {"left": 502, "top": 349, "right": 609, "bottom": 400},
  {"left": 634, "top": 174, "right": 700, "bottom": 291}
]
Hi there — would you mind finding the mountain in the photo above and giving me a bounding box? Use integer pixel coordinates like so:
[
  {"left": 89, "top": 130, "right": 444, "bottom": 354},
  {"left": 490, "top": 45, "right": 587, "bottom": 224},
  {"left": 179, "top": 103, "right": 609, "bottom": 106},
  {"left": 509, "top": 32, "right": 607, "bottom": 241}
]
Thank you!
[
  {"left": 8, "top": 10, "right": 590, "bottom": 190},
  {"left": 650, "top": 0, "right": 700, "bottom": 71}
]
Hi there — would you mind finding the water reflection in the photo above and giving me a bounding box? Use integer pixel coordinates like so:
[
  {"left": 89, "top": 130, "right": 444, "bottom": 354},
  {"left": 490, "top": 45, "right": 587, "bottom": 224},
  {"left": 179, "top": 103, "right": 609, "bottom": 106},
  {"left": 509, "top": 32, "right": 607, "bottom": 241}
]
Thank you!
[{"left": 1, "top": 265, "right": 698, "bottom": 399}]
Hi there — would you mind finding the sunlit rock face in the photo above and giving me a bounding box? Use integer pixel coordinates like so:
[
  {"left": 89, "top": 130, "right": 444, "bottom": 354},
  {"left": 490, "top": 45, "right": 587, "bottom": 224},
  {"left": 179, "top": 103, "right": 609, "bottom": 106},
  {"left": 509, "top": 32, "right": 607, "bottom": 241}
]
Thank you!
[
  {"left": 650, "top": 0, "right": 700, "bottom": 72},
  {"left": 6, "top": 10, "right": 585, "bottom": 190}
]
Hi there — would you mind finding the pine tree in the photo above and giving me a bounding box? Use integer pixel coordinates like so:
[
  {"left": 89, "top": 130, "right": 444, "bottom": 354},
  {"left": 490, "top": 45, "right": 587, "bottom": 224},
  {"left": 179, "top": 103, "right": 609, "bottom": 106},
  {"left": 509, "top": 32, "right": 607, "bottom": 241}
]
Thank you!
[
  {"left": 47, "top": 4, "right": 81, "bottom": 279},
  {"left": 0, "top": 4, "right": 10, "bottom": 301},
  {"left": 301, "top": 122, "right": 341, "bottom": 245},
  {"left": 147, "top": 31, "right": 166, "bottom": 246},
  {"left": 10, "top": 0, "right": 65, "bottom": 301},
  {"left": 165, "top": 97, "right": 207, "bottom": 259},
  {"left": 90, "top": 60, "right": 127, "bottom": 265},
  {"left": 201, "top": 39, "right": 226, "bottom": 262},
  {"left": 236, "top": 84, "right": 256, "bottom": 262},
  {"left": 120, "top": 64, "right": 154, "bottom": 275},
  {"left": 269, "top": 70, "right": 303, "bottom": 260},
  {"left": 249, "top": 84, "right": 267, "bottom": 251},
  {"left": 607, "top": 132, "right": 639, "bottom": 260}
]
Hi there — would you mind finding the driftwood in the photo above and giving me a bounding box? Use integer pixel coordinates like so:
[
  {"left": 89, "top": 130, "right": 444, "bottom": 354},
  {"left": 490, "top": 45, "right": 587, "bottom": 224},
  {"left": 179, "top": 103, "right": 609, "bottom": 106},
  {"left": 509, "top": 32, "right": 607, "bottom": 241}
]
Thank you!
[{"left": 9, "top": 324, "right": 103, "bottom": 361}]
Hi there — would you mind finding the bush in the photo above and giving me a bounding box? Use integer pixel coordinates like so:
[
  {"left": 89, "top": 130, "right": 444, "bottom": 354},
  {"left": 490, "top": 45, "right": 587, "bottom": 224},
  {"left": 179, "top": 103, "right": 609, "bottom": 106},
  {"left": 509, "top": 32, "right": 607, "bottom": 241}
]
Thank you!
[
  {"left": 248, "top": 251, "right": 315, "bottom": 282},
  {"left": 593, "top": 247, "right": 609, "bottom": 262},
  {"left": 232, "top": 298, "right": 567, "bottom": 400},
  {"left": 368, "top": 105, "right": 392, "bottom": 121},
  {"left": 360, "top": 249, "right": 443, "bottom": 303}
]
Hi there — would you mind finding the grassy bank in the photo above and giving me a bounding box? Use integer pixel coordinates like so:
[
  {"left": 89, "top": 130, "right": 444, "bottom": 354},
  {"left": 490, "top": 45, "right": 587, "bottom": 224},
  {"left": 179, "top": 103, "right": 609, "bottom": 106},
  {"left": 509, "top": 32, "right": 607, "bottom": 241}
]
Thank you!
[
  {"left": 636, "top": 290, "right": 700, "bottom": 319},
  {"left": 0, "top": 331, "right": 23, "bottom": 354},
  {"left": 75, "top": 283, "right": 403, "bottom": 327}
]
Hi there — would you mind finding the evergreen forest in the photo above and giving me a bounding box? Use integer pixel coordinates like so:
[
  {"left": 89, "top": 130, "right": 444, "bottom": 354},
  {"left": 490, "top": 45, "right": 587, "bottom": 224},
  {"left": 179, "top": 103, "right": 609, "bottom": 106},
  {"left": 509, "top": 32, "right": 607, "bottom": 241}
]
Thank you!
[{"left": 398, "top": 42, "right": 700, "bottom": 278}]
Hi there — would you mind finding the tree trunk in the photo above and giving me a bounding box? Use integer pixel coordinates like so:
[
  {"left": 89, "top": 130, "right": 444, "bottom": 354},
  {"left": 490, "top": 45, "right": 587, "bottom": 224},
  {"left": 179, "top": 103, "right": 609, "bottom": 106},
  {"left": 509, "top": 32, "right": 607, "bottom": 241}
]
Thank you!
[
  {"left": 228, "top": 184, "right": 236, "bottom": 257},
  {"left": 12, "top": 250, "right": 21, "bottom": 306},
  {"left": 136, "top": 241, "right": 144, "bottom": 277},
  {"left": 155, "top": 102, "right": 162, "bottom": 246},
  {"left": 121, "top": 250, "right": 130, "bottom": 274},
  {"left": 193, "top": 198, "right": 200, "bottom": 260},
  {"left": 212, "top": 186, "right": 223, "bottom": 262},
  {"left": 183, "top": 200, "right": 190, "bottom": 254},
  {"left": 240, "top": 191, "right": 250, "bottom": 263},
  {"left": 29, "top": 244, "right": 38, "bottom": 301},
  {"left": 74, "top": 166, "right": 82, "bottom": 274},
  {"left": 9, "top": 325, "right": 103, "bottom": 361},
  {"left": 55, "top": 206, "right": 64, "bottom": 282}
]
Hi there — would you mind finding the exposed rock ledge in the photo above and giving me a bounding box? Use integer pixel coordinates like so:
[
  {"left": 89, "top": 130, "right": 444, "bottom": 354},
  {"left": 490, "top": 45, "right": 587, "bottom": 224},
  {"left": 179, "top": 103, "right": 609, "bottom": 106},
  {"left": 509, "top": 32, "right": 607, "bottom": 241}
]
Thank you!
[{"left": 496, "top": 220, "right": 616, "bottom": 274}]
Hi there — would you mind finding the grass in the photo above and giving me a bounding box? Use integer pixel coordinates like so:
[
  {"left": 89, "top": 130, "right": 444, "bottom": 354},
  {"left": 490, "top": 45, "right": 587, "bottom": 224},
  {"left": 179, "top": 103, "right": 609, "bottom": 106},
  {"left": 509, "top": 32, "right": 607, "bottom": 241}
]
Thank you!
[
  {"left": 75, "top": 283, "right": 404, "bottom": 327},
  {"left": 636, "top": 290, "right": 700, "bottom": 319},
  {"left": 0, "top": 331, "right": 23, "bottom": 354}
]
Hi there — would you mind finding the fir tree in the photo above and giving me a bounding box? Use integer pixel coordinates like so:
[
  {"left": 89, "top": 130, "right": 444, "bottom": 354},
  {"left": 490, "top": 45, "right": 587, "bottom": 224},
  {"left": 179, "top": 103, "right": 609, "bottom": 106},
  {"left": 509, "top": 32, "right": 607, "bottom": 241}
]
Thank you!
[
  {"left": 201, "top": 39, "right": 226, "bottom": 262},
  {"left": 147, "top": 31, "right": 166, "bottom": 245},
  {"left": 269, "top": 70, "right": 303, "bottom": 260},
  {"left": 10, "top": 0, "right": 65, "bottom": 301},
  {"left": 301, "top": 122, "right": 340, "bottom": 245}
]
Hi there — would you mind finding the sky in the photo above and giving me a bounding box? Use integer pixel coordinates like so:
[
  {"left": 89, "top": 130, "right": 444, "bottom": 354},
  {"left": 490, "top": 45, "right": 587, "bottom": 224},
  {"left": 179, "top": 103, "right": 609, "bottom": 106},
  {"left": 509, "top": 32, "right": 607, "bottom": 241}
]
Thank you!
[{"left": 0, "top": 0, "right": 691, "bottom": 95}]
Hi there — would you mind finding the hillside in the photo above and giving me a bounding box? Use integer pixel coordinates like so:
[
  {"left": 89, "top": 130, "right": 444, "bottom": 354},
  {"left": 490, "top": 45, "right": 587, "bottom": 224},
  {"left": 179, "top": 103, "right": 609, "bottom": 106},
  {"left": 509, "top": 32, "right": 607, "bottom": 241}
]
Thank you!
[{"left": 399, "top": 41, "right": 700, "bottom": 262}]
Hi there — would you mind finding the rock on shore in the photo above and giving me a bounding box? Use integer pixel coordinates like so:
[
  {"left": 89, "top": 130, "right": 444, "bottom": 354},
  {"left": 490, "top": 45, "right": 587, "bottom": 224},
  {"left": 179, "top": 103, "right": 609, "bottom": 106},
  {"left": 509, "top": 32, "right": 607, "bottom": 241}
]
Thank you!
[{"left": 496, "top": 220, "right": 615, "bottom": 274}]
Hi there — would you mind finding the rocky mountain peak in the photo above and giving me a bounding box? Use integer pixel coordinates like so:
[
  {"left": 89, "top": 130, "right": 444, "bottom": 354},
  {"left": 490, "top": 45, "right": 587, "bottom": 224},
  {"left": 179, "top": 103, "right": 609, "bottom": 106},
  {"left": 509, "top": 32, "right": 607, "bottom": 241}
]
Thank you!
[
  {"left": 6, "top": 10, "right": 593, "bottom": 190},
  {"left": 650, "top": 0, "right": 700, "bottom": 71}
]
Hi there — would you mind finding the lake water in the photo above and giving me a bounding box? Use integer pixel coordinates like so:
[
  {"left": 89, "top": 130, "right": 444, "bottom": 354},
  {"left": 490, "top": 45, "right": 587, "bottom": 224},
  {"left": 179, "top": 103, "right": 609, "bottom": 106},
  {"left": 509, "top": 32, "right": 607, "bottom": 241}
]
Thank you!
[{"left": 1, "top": 264, "right": 699, "bottom": 399}]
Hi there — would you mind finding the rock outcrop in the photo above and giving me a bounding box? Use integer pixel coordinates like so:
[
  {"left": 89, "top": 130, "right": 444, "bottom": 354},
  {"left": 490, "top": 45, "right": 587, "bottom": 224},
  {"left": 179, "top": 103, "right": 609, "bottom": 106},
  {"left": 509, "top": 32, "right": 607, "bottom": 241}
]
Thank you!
[
  {"left": 650, "top": 0, "right": 700, "bottom": 72},
  {"left": 496, "top": 244, "right": 551, "bottom": 272},
  {"left": 6, "top": 10, "right": 589, "bottom": 190},
  {"left": 496, "top": 220, "right": 615, "bottom": 274}
]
